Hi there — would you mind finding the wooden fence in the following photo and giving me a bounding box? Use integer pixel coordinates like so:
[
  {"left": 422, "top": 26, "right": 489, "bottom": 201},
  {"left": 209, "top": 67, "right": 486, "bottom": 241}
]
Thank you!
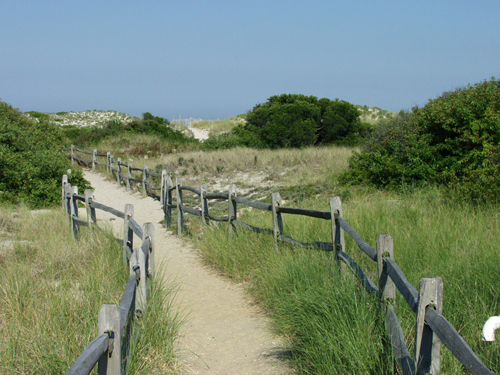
[
  {"left": 62, "top": 171, "right": 155, "bottom": 375},
  {"left": 64, "top": 145, "right": 495, "bottom": 375}
]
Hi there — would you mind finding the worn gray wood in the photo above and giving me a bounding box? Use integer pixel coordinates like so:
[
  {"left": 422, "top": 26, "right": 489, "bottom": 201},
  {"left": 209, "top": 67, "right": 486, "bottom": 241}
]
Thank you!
[
  {"left": 338, "top": 217, "right": 378, "bottom": 261},
  {"left": 92, "top": 149, "right": 97, "bottom": 171},
  {"left": 272, "top": 192, "right": 283, "bottom": 252},
  {"left": 136, "top": 236, "right": 147, "bottom": 312},
  {"left": 71, "top": 144, "right": 75, "bottom": 165},
  {"left": 143, "top": 223, "right": 154, "bottom": 277},
  {"left": 97, "top": 304, "right": 121, "bottom": 375},
  {"left": 106, "top": 152, "right": 111, "bottom": 173},
  {"left": 425, "top": 308, "right": 494, "bottom": 375},
  {"left": 277, "top": 206, "right": 331, "bottom": 219},
  {"left": 116, "top": 158, "right": 121, "bottom": 185},
  {"left": 377, "top": 234, "right": 396, "bottom": 303},
  {"left": 415, "top": 277, "right": 443, "bottom": 375},
  {"left": 62, "top": 174, "right": 68, "bottom": 211},
  {"left": 338, "top": 251, "right": 379, "bottom": 295},
  {"left": 90, "top": 201, "right": 125, "bottom": 219},
  {"left": 84, "top": 190, "right": 93, "bottom": 229},
  {"left": 228, "top": 184, "right": 237, "bottom": 235},
  {"left": 123, "top": 204, "right": 134, "bottom": 266},
  {"left": 176, "top": 178, "right": 184, "bottom": 235},
  {"left": 330, "top": 197, "right": 345, "bottom": 258},
  {"left": 127, "top": 163, "right": 132, "bottom": 191},
  {"left": 201, "top": 184, "right": 209, "bottom": 225},
  {"left": 385, "top": 258, "right": 419, "bottom": 313},
  {"left": 160, "top": 170, "right": 166, "bottom": 205},
  {"left": 70, "top": 185, "right": 78, "bottom": 239},
  {"left": 128, "top": 218, "right": 143, "bottom": 239},
  {"left": 165, "top": 175, "right": 173, "bottom": 228},
  {"left": 142, "top": 165, "right": 148, "bottom": 197},
  {"left": 234, "top": 196, "right": 272, "bottom": 211},
  {"left": 119, "top": 275, "right": 137, "bottom": 339},
  {"left": 386, "top": 305, "right": 416, "bottom": 375},
  {"left": 66, "top": 334, "right": 109, "bottom": 375}
]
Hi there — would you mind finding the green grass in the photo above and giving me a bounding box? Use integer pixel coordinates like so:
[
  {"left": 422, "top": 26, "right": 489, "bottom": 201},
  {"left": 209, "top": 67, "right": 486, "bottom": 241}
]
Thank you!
[
  {"left": 0, "top": 205, "right": 181, "bottom": 374},
  {"left": 192, "top": 187, "right": 500, "bottom": 374}
]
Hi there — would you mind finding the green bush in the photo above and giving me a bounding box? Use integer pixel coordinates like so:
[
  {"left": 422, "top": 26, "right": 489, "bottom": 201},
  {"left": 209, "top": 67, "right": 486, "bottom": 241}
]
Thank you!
[
  {"left": 202, "top": 94, "right": 368, "bottom": 150},
  {"left": 342, "top": 78, "right": 500, "bottom": 202},
  {"left": 0, "top": 101, "right": 89, "bottom": 208}
]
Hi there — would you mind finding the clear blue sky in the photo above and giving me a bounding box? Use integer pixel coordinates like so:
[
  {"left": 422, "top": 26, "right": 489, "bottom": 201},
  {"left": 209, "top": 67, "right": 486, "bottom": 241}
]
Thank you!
[{"left": 1, "top": 1, "right": 499, "bottom": 120}]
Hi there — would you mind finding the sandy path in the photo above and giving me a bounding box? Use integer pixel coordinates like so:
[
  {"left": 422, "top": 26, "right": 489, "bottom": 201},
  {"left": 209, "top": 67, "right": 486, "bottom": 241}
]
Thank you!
[{"left": 84, "top": 170, "right": 292, "bottom": 374}]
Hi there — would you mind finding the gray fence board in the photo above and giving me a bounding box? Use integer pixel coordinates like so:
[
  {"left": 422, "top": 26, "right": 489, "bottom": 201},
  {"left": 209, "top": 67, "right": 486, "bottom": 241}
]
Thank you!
[{"left": 65, "top": 334, "right": 108, "bottom": 375}]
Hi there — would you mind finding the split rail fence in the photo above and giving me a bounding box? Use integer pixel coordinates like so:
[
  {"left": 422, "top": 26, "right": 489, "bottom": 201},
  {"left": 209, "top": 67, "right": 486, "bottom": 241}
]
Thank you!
[
  {"left": 62, "top": 170, "right": 155, "bottom": 375},
  {"left": 64, "top": 145, "right": 496, "bottom": 375}
]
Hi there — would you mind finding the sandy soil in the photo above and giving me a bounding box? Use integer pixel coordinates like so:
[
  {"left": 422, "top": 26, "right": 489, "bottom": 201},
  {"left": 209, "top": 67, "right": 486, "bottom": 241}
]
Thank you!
[
  {"left": 84, "top": 170, "right": 292, "bottom": 374},
  {"left": 191, "top": 128, "right": 210, "bottom": 140}
]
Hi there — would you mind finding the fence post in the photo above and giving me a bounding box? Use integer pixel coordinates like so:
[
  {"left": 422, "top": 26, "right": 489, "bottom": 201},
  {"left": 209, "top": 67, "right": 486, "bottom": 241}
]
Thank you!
[
  {"left": 143, "top": 223, "right": 155, "bottom": 277},
  {"left": 136, "top": 227, "right": 149, "bottom": 312},
  {"left": 142, "top": 165, "right": 148, "bottom": 197},
  {"left": 70, "top": 186, "right": 78, "bottom": 239},
  {"left": 127, "top": 163, "right": 132, "bottom": 191},
  {"left": 84, "top": 189, "right": 93, "bottom": 229},
  {"left": 92, "top": 149, "right": 97, "bottom": 171},
  {"left": 176, "top": 178, "right": 184, "bottom": 235},
  {"left": 106, "top": 152, "right": 111, "bottom": 173},
  {"left": 97, "top": 304, "right": 121, "bottom": 375},
  {"left": 165, "top": 175, "right": 173, "bottom": 229},
  {"left": 64, "top": 182, "right": 72, "bottom": 216},
  {"left": 160, "top": 170, "right": 166, "bottom": 206},
  {"left": 228, "top": 184, "right": 237, "bottom": 235},
  {"left": 377, "top": 234, "right": 396, "bottom": 303},
  {"left": 272, "top": 192, "right": 283, "bottom": 251},
  {"left": 123, "top": 204, "right": 134, "bottom": 266},
  {"left": 117, "top": 158, "right": 121, "bottom": 186},
  {"left": 330, "top": 196, "right": 345, "bottom": 262},
  {"left": 201, "top": 183, "right": 209, "bottom": 226},
  {"left": 415, "top": 277, "right": 443, "bottom": 375},
  {"left": 62, "top": 175, "right": 68, "bottom": 211},
  {"left": 70, "top": 144, "right": 74, "bottom": 165}
]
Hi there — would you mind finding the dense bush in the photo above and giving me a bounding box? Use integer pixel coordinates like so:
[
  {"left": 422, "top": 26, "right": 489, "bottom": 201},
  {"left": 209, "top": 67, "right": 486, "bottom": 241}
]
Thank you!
[
  {"left": 202, "top": 94, "right": 370, "bottom": 150},
  {"left": 63, "top": 112, "right": 198, "bottom": 147},
  {"left": 0, "top": 101, "right": 89, "bottom": 208},
  {"left": 342, "top": 78, "right": 500, "bottom": 203}
]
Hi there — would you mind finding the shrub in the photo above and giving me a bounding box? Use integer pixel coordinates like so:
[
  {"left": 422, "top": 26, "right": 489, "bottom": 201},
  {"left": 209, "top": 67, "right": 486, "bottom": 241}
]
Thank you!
[
  {"left": 342, "top": 78, "right": 500, "bottom": 202},
  {"left": 0, "top": 101, "right": 89, "bottom": 208},
  {"left": 203, "top": 94, "right": 367, "bottom": 150}
]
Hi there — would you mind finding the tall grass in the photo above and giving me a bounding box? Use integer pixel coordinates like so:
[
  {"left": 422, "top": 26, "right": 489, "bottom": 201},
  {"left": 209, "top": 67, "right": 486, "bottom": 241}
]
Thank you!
[
  {"left": 193, "top": 187, "right": 500, "bottom": 374},
  {"left": 0, "top": 206, "right": 181, "bottom": 374}
]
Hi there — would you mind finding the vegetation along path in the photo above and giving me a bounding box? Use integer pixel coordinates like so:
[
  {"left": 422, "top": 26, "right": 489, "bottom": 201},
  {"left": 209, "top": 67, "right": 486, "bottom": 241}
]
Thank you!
[{"left": 83, "top": 170, "right": 293, "bottom": 374}]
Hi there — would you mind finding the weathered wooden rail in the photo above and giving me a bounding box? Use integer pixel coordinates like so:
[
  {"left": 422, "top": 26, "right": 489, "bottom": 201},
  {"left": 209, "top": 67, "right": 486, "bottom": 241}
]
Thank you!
[
  {"left": 62, "top": 172, "right": 155, "bottom": 375},
  {"left": 64, "top": 145, "right": 495, "bottom": 375}
]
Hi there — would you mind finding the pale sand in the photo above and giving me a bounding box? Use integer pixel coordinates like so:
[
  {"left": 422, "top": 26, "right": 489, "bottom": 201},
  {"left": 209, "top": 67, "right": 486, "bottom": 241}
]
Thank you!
[{"left": 84, "top": 170, "right": 292, "bottom": 374}]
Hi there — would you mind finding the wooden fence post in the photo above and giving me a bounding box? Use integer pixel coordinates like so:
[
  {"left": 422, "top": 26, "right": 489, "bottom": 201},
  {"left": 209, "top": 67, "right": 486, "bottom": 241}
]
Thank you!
[
  {"left": 228, "top": 184, "right": 237, "bottom": 235},
  {"left": 123, "top": 204, "right": 134, "bottom": 266},
  {"left": 415, "top": 277, "right": 443, "bottom": 375},
  {"left": 165, "top": 175, "right": 173, "bottom": 229},
  {"left": 126, "top": 163, "right": 132, "bottom": 191},
  {"left": 136, "top": 227, "right": 149, "bottom": 312},
  {"left": 176, "top": 178, "right": 184, "bottom": 235},
  {"left": 97, "top": 304, "right": 121, "bottom": 375},
  {"left": 160, "top": 170, "right": 166, "bottom": 206},
  {"left": 330, "top": 196, "right": 345, "bottom": 262},
  {"left": 92, "top": 149, "right": 97, "bottom": 171},
  {"left": 70, "top": 144, "right": 74, "bottom": 165},
  {"left": 84, "top": 189, "right": 93, "bottom": 229},
  {"left": 272, "top": 192, "right": 283, "bottom": 251},
  {"left": 142, "top": 165, "right": 148, "bottom": 197},
  {"left": 117, "top": 158, "right": 121, "bottom": 186},
  {"left": 143, "top": 222, "right": 155, "bottom": 278},
  {"left": 62, "top": 175, "right": 68, "bottom": 211},
  {"left": 70, "top": 186, "right": 78, "bottom": 239},
  {"left": 377, "top": 234, "right": 396, "bottom": 303},
  {"left": 106, "top": 152, "right": 111, "bottom": 173},
  {"left": 201, "top": 183, "right": 209, "bottom": 226},
  {"left": 64, "top": 182, "right": 72, "bottom": 216}
]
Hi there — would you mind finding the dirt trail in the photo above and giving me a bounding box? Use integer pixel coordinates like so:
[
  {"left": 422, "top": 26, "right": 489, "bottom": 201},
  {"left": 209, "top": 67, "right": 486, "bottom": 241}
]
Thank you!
[{"left": 83, "top": 170, "right": 292, "bottom": 374}]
